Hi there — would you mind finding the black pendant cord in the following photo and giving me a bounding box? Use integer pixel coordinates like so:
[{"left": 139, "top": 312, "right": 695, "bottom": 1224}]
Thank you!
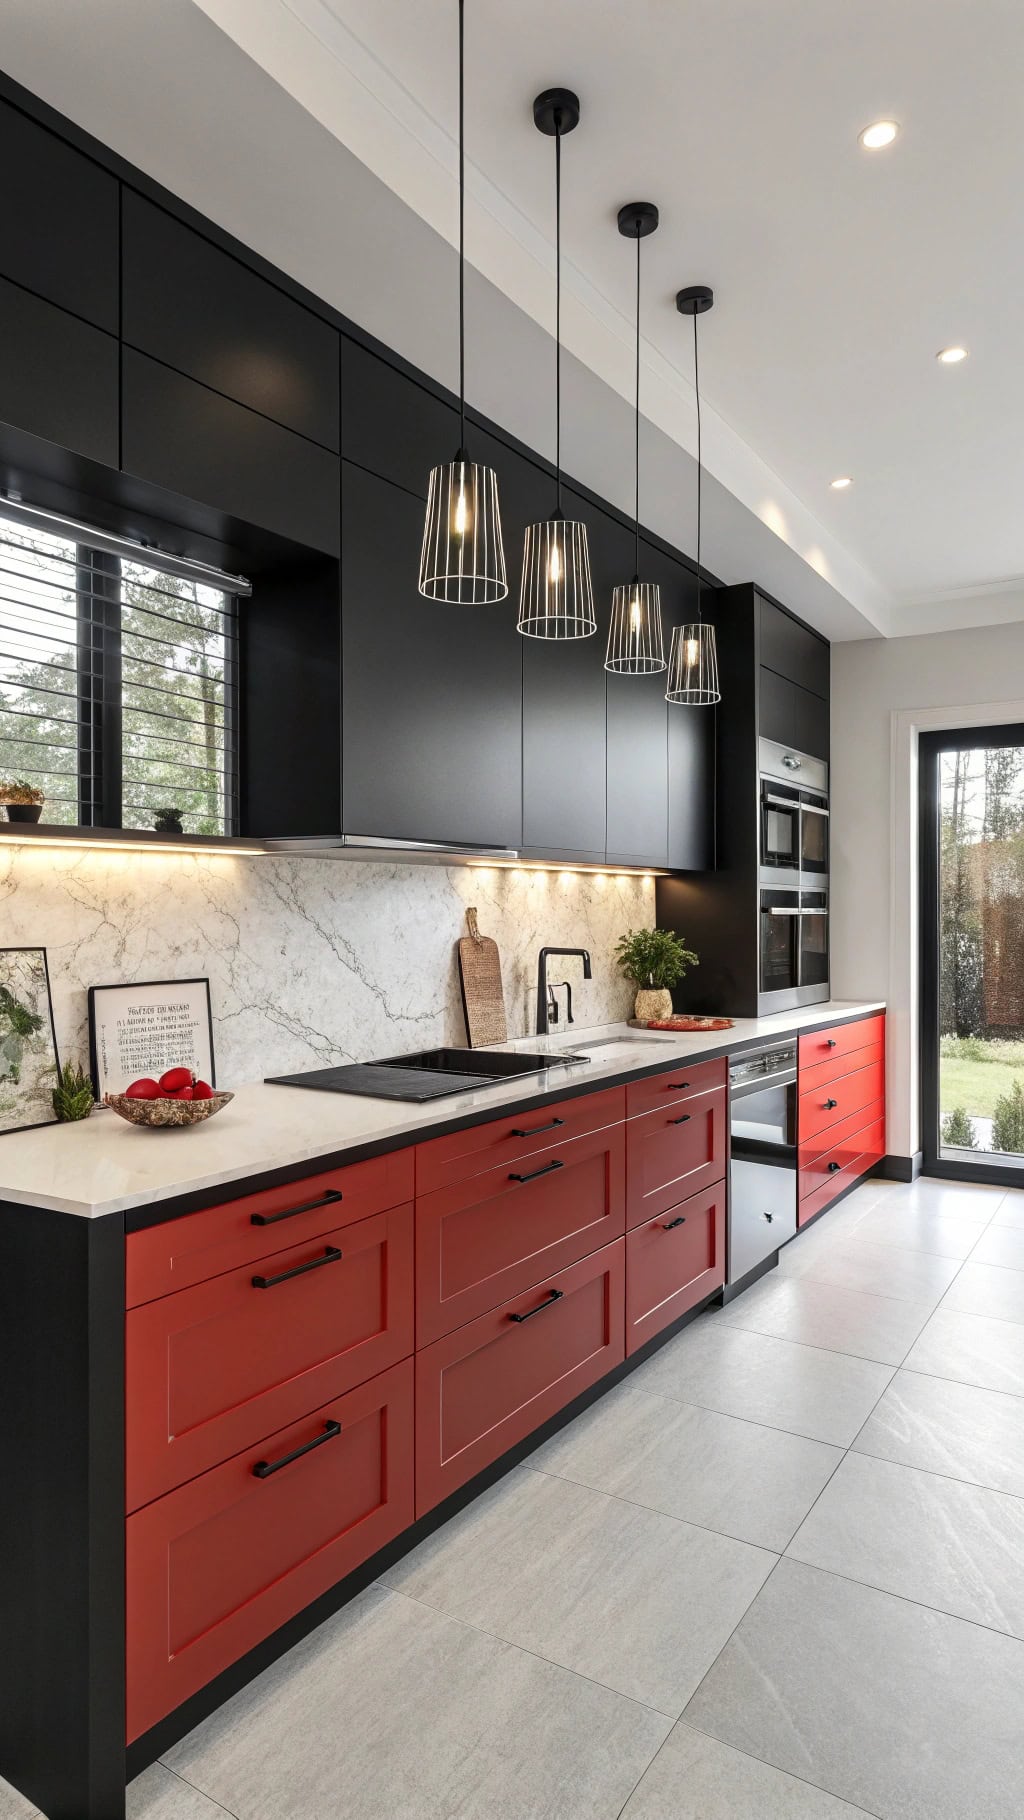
[
  {"left": 554, "top": 120, "right": 562, "bottom": 516},
  {"left": 693, "top": 310, "right": 702, "bottom": 620},
  {"left": 634, "top": 231, "right": 641, "bottom": 577},
  {"left": 457, "top": 0, "right": 466, "bottom": 456}
]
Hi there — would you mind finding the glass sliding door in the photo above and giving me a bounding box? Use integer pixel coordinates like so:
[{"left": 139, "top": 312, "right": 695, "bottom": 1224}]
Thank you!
[{"left": 920, "top": 724, "right": 1024, "bottom": 1181}]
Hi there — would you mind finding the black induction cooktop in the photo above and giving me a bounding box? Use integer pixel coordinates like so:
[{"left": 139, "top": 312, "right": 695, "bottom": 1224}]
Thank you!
[{"left": 266, "top": 1046, "right": 589, "bottom": 1103}]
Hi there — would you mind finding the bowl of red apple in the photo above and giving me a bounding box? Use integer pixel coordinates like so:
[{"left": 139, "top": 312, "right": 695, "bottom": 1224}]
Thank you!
[{"left": 104, "top": 1067, "right": 233, "bottom": 1128}]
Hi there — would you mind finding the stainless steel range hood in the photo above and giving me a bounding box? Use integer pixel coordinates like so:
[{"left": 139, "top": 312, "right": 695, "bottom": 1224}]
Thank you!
[{"left": 260, "top": 833, "right": 519, "bottom": 867}]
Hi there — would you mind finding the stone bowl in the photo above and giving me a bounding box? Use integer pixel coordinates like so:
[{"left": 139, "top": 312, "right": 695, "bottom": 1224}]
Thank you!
[{"left": 103, "top": 1090, "right": 234, "bottom": 1128}]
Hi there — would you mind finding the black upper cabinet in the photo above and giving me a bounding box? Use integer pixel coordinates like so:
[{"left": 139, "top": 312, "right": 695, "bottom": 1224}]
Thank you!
[
  {"left": 519, "top": 477, "right": 609, "bottom": 862},
  {"left": 758, "top": 666, "right": 830, "bottom": 760},
  {"left": 122, "top": 193, "right": 339, "bottom": 450},
  {"left": 759, "top": 594, "right": 829, "bottom": 700},
  {"left": 604, "top": 528, "right": 669, "bottom": 868},
  {"left": 121, "top": 349, "right": 339, "bottom": 553},
  {"left": 341, "top": 337, "right": 458, "bottom": 499},
  {"left": 0, "top": 277, "right": 117, "bottom": 466},
  {"left": 341, "top": 460, "right": 522, "bottom": 848},
  {"left": 0, "top": 100, "right": 118, "bottom": 332}
]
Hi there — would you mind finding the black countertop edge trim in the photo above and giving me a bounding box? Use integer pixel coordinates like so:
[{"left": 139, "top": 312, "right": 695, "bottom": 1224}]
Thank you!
[
  {"left": 125, "top": 1273, "right": 724, "bottom": 1777},
  {"left": 116, "top": 1007, "right": 884, "bottom": 1233}
]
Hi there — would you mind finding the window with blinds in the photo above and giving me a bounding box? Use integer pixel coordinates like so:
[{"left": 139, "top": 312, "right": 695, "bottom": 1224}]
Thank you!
[{"left": 0, "top": 512, "right": 239, "bottom": 835}]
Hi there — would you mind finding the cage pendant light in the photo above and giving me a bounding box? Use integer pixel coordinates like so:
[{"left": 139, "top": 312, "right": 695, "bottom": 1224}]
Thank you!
[
  {"left": 418, "top": 0, "right": 507, "bottom": 604},
  {"left": 518, "top": 90, "right": 595, "bottom": 639},
  {"left": 666, "top": 286, "right": 720, "bottom": 704},
  {"left": 606, "top": 203, "right": 666, "bottom": 675}
]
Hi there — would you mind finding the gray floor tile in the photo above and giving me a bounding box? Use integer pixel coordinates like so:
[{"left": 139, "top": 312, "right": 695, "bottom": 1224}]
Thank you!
[
  {"left": 840, "top": 1203, "right": 986, "bottom": 1259},
  {"left": 166, "top": 1586, "right": 670, "bottom": 1820},
  {"left": 383, "top": 1467, "right": 774, "bottom": 1716},
  {"left": 779, "top": 1232, "right": 963, "bottom": 1305},
  {"left": 529, "top": 1379, "right": 841, "bottom": 1551},
  {"left": 683, "top": 1556, "right": 1024, "bottom": 1820},
  {"left": 941, "top": 1258, "right": 1024, "bottom": 1325},
  {"left": 619, "top": 1722, "right": 874, "bottom": 1819},
  {"left": 0, "top": 1775, "right": 37, "bottom": 1819},
  {"left": 903, "top": 1304, "right": 1024, "bottom": 1395},
  {"left": 992, "top": 1190, "right": 1024, "bottom": 1230},
  {"left": 130, "top": 1765, "right": 235, "bottom": 1818},
  {"left": 787, "top": 1450, "right": 1024, "bottom": 1637},
  {"left": 972, "top": 1223, "right": 1024, "bottom": 1271},
  {"left": 717, "top": 1270, "right": 932, "bottom": 1364},
  {"left": 852, "top": 1367, "right": 1024, "bottom": 1497},
  {"left": 629, "top": 1315, "right": 893, "bottom": 1445},
  {"left": 881, "top": 1178, "right": 1006, "bottom": 1222}
]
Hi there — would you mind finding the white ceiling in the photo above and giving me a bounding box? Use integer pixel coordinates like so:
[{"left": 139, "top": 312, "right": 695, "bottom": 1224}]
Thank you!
[{"left": 5, "top": 0, "right": 1024, "bottom": 639}]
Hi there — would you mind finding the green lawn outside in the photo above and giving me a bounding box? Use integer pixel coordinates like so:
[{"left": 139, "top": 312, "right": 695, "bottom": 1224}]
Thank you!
[{"left": 939, "top": 1037, "right": 1024, "bottom": 1119}]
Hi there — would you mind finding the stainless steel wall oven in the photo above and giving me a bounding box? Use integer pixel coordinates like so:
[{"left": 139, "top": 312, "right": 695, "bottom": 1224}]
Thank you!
[{"left": 758, "top": 739, "right": 829, "bottom": 1010}]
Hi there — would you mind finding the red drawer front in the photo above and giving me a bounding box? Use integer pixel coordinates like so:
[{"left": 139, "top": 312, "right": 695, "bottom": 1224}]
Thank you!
[
  {"left": 626, "top": 1182, "right": 725, "bottom": 1356},
  {"left": 800, "top": 1038, "right": 884, "bottom": 1098},
  {"left": 799, "top": 1097, "right": 885, "bottom": 1178},
  {"left": 798, "top": 1014, "right": 885, "bottom": 1081},
  {"left": 626, "top": 1086, "right": 726, "bottom": 1229},
  {"left": 126, "top": 1359, "right": 414, "bottom": 1742},
  {"left": 126, "top": 1148, "right": 415, "bottom": 1307},
  {"left": 799, "top": 1110, "right": 886, "bottom": 1204},
  {"left": 415, "top": 1240, "right": 625, "bottom": 1517},
  {"left": 799, "top": 1057, "right": 885, "bottom": 1145},
  {"left": 625, "top": 1055, "right": 727, "bottom": 1121},
  {"left": 416, "top": 1124, "right": 625, "bottom": 1347},
  {"left": 416, "top": 1086, "right": 625, "bottom": 1193},
  {"left": 126, "top": 1203, "right": 414, "bottom": 1511},
  {"left": 798, "top": 1118, "right": 886, "bottom": 1227}
]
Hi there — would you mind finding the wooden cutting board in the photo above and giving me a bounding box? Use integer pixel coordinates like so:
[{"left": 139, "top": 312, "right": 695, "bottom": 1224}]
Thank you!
[{"left": 458, "top": 908, "right": 508, "bottom": 1047}]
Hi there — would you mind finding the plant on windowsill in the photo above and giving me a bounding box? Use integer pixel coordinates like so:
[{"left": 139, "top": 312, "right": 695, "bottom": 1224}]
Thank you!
[
  {"left": 51, "top": 1059, "right": 96, "bottom": 1123},
  {"left": 615, "top": 926, "right": 699, "bottom": 1024},
  {"left": 0, "top": 779, "right": 45, "bottom": 824}
]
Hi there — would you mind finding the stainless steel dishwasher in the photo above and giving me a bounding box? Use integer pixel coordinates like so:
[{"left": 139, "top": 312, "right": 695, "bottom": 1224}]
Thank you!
[{"left": 727, "top": 1040, "right": 798, "bottom": 1296}]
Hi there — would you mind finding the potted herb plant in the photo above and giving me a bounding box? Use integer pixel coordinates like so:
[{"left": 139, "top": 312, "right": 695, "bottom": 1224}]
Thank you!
[
  {"left": 615, "top": 926, "right": 699, "bottom": 1023},
  {"left": 0, "top": 779, "right": 45, "bottom": 824}
]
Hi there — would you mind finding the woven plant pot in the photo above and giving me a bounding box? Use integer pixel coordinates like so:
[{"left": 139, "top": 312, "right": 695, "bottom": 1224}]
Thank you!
[{"left": 634, "top": 987, "right": 674, "bottom": 1024}]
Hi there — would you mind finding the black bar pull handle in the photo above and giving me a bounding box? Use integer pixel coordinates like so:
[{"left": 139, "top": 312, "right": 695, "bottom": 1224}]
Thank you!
[
  {"left": 662, "top": 1215, "right": 687, "bottom": 1231},
  {"left": 252, "top": 1246, "right": 343, "bottom": 1289},
  {"left": 824, "top": 1097, "right": 838, "bottom": 1110},
  {"left": 508, "top": 1288, "right": 565, "bottom": 1323},
  {"left": 827, "top": 1161, "right": 842, "bottom": 1173},
  {"left": 667, "top": 1081, "right": 690, "bottom": 1091},
  {"left": 510, "top": 1116, "right": 566, "bottom": 1138},
  {"left": 253, "top": 1420, "right": 341, "bottom": 1479},
  {"left": 508, "top": 1160, "right": 565, "bottom": 1185},
  {"left": 251, "top": 1188, "right": 343, "bottom": 1227},
  {"left": 669, "top": 1112, "right": 692, "bottom": 1126}
]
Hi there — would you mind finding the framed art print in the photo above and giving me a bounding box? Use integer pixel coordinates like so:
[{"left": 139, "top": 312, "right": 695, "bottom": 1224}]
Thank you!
[
  {"left": 88, "top": 978, "right": 215, "bottom": 1099},
  {"left": 0, "top": 947, "right": 60, "bottom": 1135}
]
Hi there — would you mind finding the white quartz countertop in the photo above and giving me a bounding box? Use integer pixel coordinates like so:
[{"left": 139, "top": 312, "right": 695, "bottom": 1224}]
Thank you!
[{"left": 0, "top": 1001, "right": 884, "bottom": 1219}]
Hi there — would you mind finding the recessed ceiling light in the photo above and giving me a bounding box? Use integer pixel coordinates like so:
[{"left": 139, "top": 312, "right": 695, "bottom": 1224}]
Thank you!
[
  {"left": 859, "top": 120, "right": 899, "bottom": 150},
  {"left": 830, "top": 476, "right": 853, "bottom": 490},
  {"left": 937, "top": 345, "right": 968, "bottom": 364}
]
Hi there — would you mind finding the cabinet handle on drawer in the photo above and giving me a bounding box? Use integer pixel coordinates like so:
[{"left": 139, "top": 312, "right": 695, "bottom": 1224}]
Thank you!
[
  {"left": 508, "top": 1289, "right": 565, "bottom": 1323},
  {"left": 827, "top": 1161, "right": 842, "bottom": 1173},
  {"left": 667, "top": 1081, "right": 690, "bottom": 1091},
  {"left": 669, "top": 1113, "right": 692, "bottom": 1126},
  {"left": 252, "top": 1419, "right": 342, "bottom": 1479},
  {"left": 663, "top": 1215, "right": 687, "bottom": 1231},
  {"left": 252, "top": 1246, "right": 343, "bottom": 1289},
  {"left": 824, "top": 1098, "right": 838, "bottom": 1110},
  {"left": 510, "top": 1117, "right": 566, "bottom": 1138},
  {"left": 508, "top": 1160, "right": 565, "bottom": 1184},
  {"left": 250, "top": 1188, "right": 343, "bottom": 1227},
  {"left": 827, "top": 1039, "right": 838, "bottom": 1048}
]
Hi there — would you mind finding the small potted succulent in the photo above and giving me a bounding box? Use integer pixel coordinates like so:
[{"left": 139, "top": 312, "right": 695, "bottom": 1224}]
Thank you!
[
  {"left": 51, "top": 1060, "right": 96, "bottom": 1123},
  {"left": 615, "top": 926, "right": 699, "bottom": 1023},
  {"left": 0, "top": 779, "right": 45, "bottom": 823},
  {"left": 153, "top": 807, "right": 185, "bottom": 835}
]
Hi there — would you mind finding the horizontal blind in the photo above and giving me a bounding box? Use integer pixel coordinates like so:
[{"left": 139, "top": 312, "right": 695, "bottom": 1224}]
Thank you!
[{"left": 0, "top": 511, "right": 239, "bottom": 835}]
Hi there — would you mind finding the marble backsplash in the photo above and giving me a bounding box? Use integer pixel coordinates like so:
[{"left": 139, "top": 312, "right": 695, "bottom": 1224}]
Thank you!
[{"left": 0, "top": 845, "right": 654, "bottom": 1085}]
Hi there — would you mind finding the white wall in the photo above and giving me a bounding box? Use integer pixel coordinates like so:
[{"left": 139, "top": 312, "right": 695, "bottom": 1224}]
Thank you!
[{"left": 831, "top": 620, "right": 1024, "bottom": 1157}]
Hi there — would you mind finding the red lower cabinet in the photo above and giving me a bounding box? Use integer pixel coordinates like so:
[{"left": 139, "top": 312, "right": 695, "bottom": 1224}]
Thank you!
[
  {"left": 126, "top": 1359, "right": 414, "bottom": 1742},
  {"left": 626, "top": 1182, "right": 725, "bottom": 1355},
  {"left": 415, "top": 1240, "right": 625, "bottom": 1517},
  {"left": 798, "top": 1117, "right": 886, "bottom": 1226},
  {"left": 626, "top": 1086, "right": 727, "bottom": 1228}
]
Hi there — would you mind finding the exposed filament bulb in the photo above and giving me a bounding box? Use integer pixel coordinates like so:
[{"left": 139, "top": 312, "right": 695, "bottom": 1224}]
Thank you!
[
  {"left": 453, "top": 491, "right": 470, "bottom": 538},
  {"left": 684, "top": 636, "right": 700, "bottom": 667},
  {"left": 629, "top": 592, "right": 642, "bottom": 636},
  {"left": 548, "top": 539, "right": 562, "bottom": 586}
]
